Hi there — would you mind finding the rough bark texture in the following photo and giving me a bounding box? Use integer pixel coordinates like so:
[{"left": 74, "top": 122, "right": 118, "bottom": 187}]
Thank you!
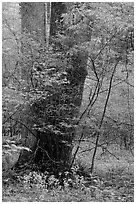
[{"left": 17, "top": 2, "right": 88, "bottom": 172}]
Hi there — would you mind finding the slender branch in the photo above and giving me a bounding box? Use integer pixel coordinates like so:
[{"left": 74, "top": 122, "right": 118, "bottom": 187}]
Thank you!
[
  {"left": 88, "top": 57, "right": 99, "bottom": 82},
  {"left": 90, "top": 79, "right": 102, "bottom": 108},
  {"left": 9, "top": 117, "right": 38, "bottom": 139},
  {"left": 78, "top": 81, "right": 99, "bottom": 122},
  {"left": 99, "top": 79, "right": 127, "bottom": 94},
  {"left": 124, "top": 80, "right": 134, "bottom": 88},
  {"left": 125, "top": 53, "right": 133, "bottom": 141},
  {"left": 90, "top": 59, "right": 120, "bottom": 173},
  {"left": 113, "top": 75, "right": 134, "bottom": 87},
  {"left": 3, "top": 103, "right": 25, "bottom": 125},
  {"left": 69, "top": 58, "right": 102, "bottom": 169},
  {"left": 37, "top": 145, "right": 62, "bottom": 164},
  {"left": 94, "top": 30, "right": 118, "bottom": 60},
  {"left": 104, "top": 115, "right": 134, "bottom": 127},
  {"left": 104, "top": 148, "right": 119, "bottom": 160},
  {"left": 69, "top": 130, "right": 85, "bottom": 170},
  {"left": 80, "top": 134, "right": 121, "bottom": 154}
]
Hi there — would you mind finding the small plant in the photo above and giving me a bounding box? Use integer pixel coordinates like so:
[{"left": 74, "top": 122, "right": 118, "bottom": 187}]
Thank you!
[{"left": 20, "top": 166, "right": 90, "bottom": 191}]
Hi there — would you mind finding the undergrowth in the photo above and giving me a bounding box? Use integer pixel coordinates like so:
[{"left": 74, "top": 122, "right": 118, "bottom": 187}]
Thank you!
[{"left": 2, "top": 149, "right": 134, "bottom": 202}]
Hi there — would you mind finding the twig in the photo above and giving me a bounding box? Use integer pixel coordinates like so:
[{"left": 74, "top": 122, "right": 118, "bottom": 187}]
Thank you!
[
  {"left": 69, "top": 129, "right": 85, "bottom": 170},
  {"left": 36, "top": 143, "right": 62, "bottom": 164},
  {"left": 99, "top": 79, "right": 126, "bottom": 94},
  {"left": 104, "top": 115, "right": 134, "bottom": 127},
  {"left": 80, "top": 134, "right": 121, "bottom": 154},
  {"left": 3, "top": 103, "right": 25, "bottom": 125},
  {"left": 104, "top": 148, "right": 119, "bottom": 160},
  {"left": 9, "top": 117, "right": 38, "bottom": 139},
  {"left": 78, "top": 81, "right": 100, "bottom": 122},
  {"left": 94, "top": 30, "right": 118, "bottom": 60}
]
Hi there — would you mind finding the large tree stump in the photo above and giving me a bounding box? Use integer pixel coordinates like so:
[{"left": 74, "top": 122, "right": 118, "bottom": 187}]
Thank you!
[{"left": 16, "top": 2, "right": 88, "bottom": 172}]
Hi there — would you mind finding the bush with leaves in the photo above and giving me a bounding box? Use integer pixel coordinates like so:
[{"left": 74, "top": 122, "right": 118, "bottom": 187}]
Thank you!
[
  {"left": 20, "top": 165, "right": 97, "bottom": 191},
  {"left": 2, "top": 29, "right": 88, "bottom": 172}
]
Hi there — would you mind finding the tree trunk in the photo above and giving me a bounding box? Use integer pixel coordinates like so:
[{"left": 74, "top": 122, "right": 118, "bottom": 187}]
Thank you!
[
  {"left": 17, "top": 2, "right": 88, "bottom": 172},
  {"left": 20, "top": 3, "right": 45, "bottom": 43}
]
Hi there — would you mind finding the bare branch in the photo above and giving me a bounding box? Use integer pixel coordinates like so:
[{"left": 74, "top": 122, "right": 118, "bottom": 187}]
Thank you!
[
  {"left": 9, "top": 117, "right": 38, "bottom": 139},
  {"left": 94, "top": 30, "right": 118, "bottom": 60},
  {"left": 90, "top": 59, "right": 120, "bottom": 173}
]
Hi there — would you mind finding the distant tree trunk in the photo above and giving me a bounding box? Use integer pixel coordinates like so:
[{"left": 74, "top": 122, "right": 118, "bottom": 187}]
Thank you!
[
  {"left": 20, "top": 3, "right": 45, "bottom": 42},
  {"left": 17, "top": 2, "right": 88, "bottom": 172},
  {"left": 45, "top": 2, "right": 51, "bottom": 47}
]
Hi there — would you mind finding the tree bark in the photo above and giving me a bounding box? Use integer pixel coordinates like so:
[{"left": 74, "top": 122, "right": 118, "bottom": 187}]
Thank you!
[{"left": 17, "top": 2, "right": 88, "bottom": 172}]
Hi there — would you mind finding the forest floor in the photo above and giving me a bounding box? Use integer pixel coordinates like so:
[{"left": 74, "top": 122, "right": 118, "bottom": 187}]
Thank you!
[{"left": 2, "top": 143, "right": 134, "bottom": 202}]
